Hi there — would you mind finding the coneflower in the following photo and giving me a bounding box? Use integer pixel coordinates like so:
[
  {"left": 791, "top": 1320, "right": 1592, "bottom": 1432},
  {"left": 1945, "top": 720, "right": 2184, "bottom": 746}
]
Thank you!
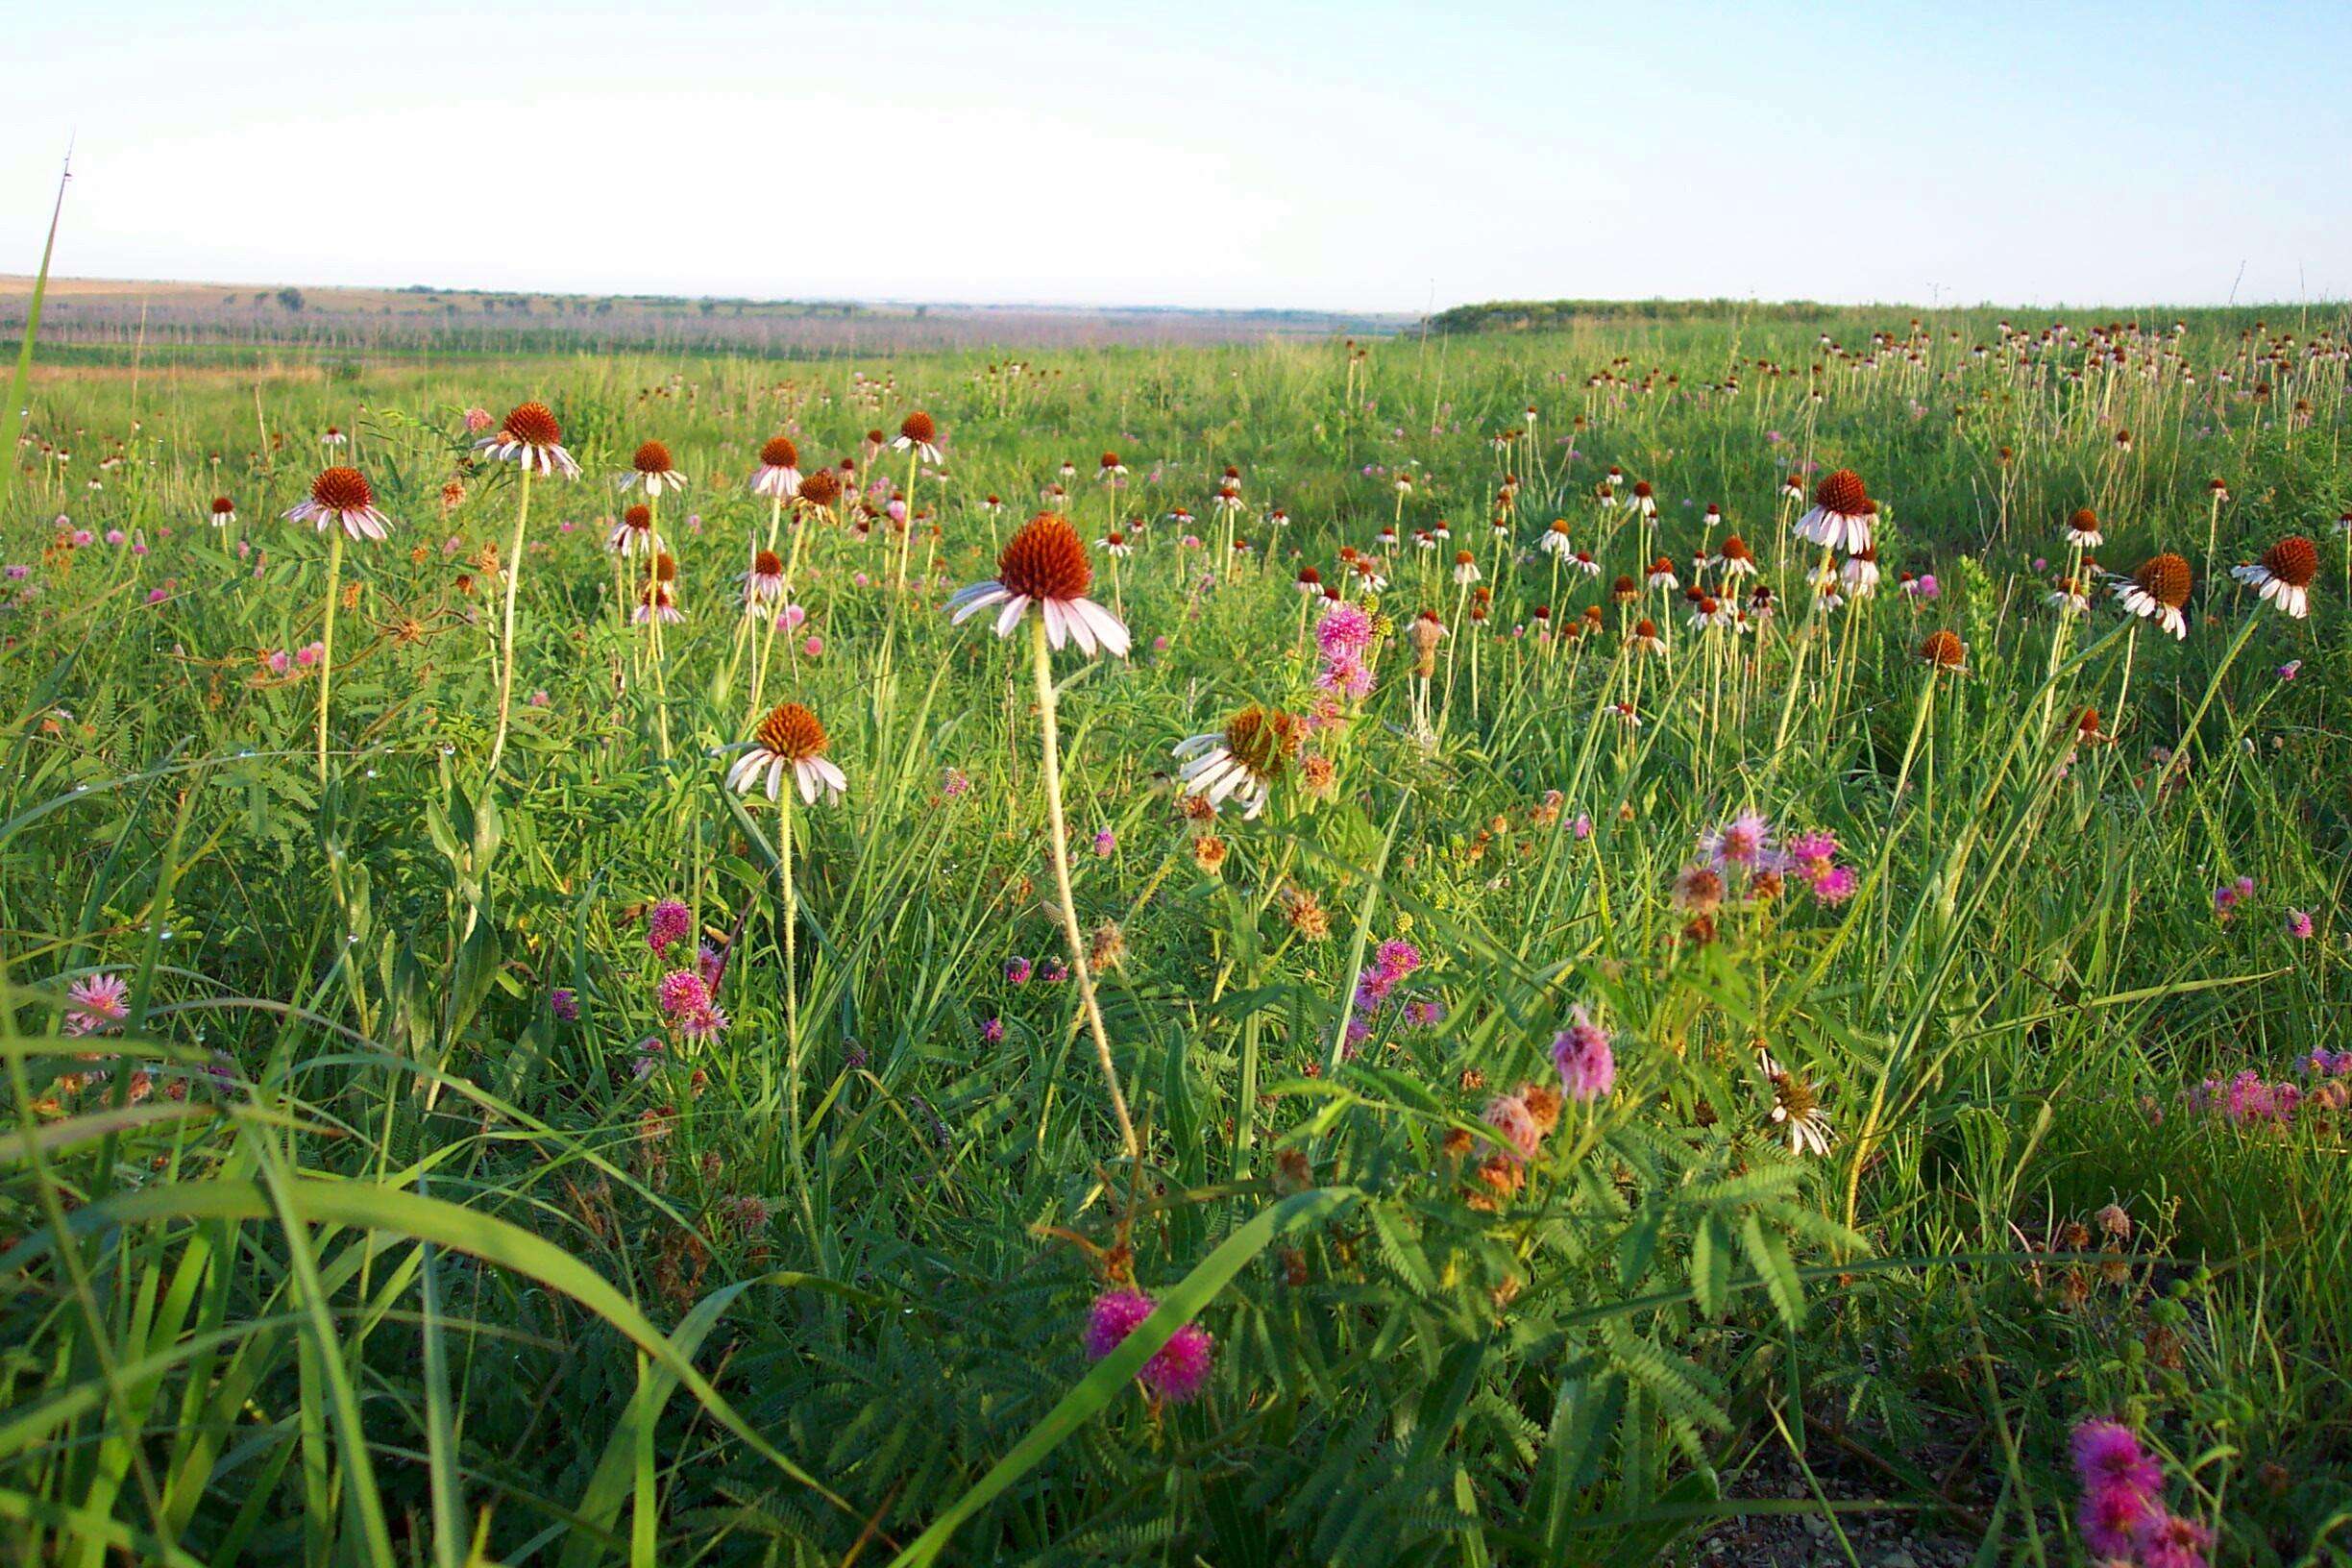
[
  {"left": 208, "top": 496, "right": 236, "bottom": 527},
  {"left": 1629, "top": 618, "right": 1667, "bottom": 656},
  {"left": 742, "top": 548, "right": 786, "bottom": 605},
  {"left": 1452, "top": 549, "right": 1481, "bottom": 586},
  {"left": 795, "top": 465, "right": 841, "bottom": 514},
  {"left": 1716, "top": 534, "right": 1757, "bottom": 577},
  {"left": 2065, "top": 506, "right": 2104, "bottom": 549},
  {"left": 2230, "top": 535, "right": 2316, "bottom": 619},
  {"left": 1172, "top": 706, "right": 1303, "bottom": 820},
  {"left": 286, "top": 465, "right": 390, "bottom": 543},
  {"left": 1759, "top": 1051, "right": 1833, "bottom": 1156},
  {"left": 1842, "top": 546, "right": 1880, "bottom": 597},
  {"left": 608, "top": 503, "right": 660, "bottom": 556},
  {"left": 474, "top": 400, "right": 580, "bottom": 478},
  {"left": 1795, "top": 469, "right": 1874, "bottom": 553},
  {"left": 1919, "top": 628, "right": 1967, "bottom": 671},
  {"left": 1629, "top": 478, "right": 1657, "bottom": 518},
  {"left": 750, "top": 434, "right": 802, "bottom": 499},
  {"left": 892, "top": 410, "right": 942, "bottom": 464},
  {"left": 478, "top": 403, "right": 577, "bottom": 775},
  {"left": 728, "top": 702, "right": 846, "bottom": 805},
  {"left": 622, "top": 439, "right": 688, "bottom": 497},
  {"left": 949, "top": 512, "right": 1131, "bottom": 657},
  {"left": 285, "top": 466, "right": 392, "bottom": 780},
  {"left": 949, "top": 513, "right": 1138, "bottom": 1162},
  {"left": 2114, "top": 552, "right": 2193, "bottom": 639}
]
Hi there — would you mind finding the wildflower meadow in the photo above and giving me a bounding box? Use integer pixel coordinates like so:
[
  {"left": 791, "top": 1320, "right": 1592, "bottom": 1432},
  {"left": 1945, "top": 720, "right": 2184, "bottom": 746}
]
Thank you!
[{"left": 3, "top": 301, "right": 2348, "bottom": 1565}]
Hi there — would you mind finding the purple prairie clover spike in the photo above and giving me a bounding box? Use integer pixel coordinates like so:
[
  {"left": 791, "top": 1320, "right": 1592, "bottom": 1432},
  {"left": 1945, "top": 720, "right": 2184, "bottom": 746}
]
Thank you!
[
  {"left": 550, "top": 989, "right": 579, "bottom": 1021},
  {"left": 1092, "top": 828, "right": 1116, "bottom": 857},
  {"left": 1004, "top": 955, "right": 1034, "bottom": 985},
  {"left": 981, "top": 1017, "right": 1005, "bottom": 1044},
  {"left": 646, "top": 900, "right": 692, "bottom": 953}
]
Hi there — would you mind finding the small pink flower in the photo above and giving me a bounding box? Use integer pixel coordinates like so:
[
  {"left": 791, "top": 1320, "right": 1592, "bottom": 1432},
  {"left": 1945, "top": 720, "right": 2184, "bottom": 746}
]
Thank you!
[
  {"left": 295, "top": 641, "right": 323, "bottom": 668},
  {"left": 647, "top": 900, "right": 693, "bottom": 953},
  {"left": 529, "top": 689, "right": 550, "bottom": 708},
  {"left": 802, "top": 635, "right": 823, "bottom": 657},
  {"left": 265, "top": 649, "right": 291, "bottom": 674},
  {"left": 464, "top": 406, "right": 495, "bottom": 433}
]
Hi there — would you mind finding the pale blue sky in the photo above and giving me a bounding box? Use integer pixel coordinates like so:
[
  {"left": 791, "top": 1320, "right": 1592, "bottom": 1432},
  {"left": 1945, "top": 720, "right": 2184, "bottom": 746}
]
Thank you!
[{"left": 5, "top": 0, "right": 2346, "bottom": 312}]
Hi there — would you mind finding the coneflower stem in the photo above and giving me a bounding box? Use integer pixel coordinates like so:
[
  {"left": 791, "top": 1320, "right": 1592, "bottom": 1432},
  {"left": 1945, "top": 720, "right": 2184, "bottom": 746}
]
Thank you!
[
  {"left": 779, "top": 788, "right": 799, "bottom": 1060},
  {"left": 1030, "top": 616, "right": 1140, "bottom": 1165},
  {"left": 485, "top": 467, "right": 533, "bottom": 777},
  {"left": 316, "top": 527, "right": 344, "bottom": 783}
]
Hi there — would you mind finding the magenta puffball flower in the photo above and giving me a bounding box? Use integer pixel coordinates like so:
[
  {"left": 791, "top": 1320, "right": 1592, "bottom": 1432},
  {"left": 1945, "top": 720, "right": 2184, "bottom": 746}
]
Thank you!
[
  {"left": 802, "top": 635, "right": 823, "bottom": 657},
  {"left": 265, "top": 649, "right": 291, "bottom": 674},
  {"left": 981, "top": 1016, "right": 1005, "bottom": 1043},
  {"left": 2070, "top": 1420, "right": 2163, "bottom": 1498},
  {"left": 1004, "top": 955, "right": 1034, "bottom": 985},
  {"left": 1143, "top": 1323, "right": 1214, "bottom": 1402},
  {"left": 550, "top": 989, "right": 579, "bottom": 1021},
  {"left": 2287, "top": 908, "right": 2314, "bottom": 940},
  {"left": 1915, "top": 574, "right": 1940, "bottom": 600},
  {"left": 655, "top": 968, "right": 710, "bottom": 1019},
  {"left": 1084, "top": 1288, "right": 1216, "bottom": 1404},
  {"left": 2078, "top": 1481, "right": 2154, "bottom": 1559},
  {"left": 1552, "top": 1007, "right": 1617, "bottom": 1101},
  {"left": 1151, "top": 635, "right": 1170, "bottom": 651},
  {"left": 529, "top": 689, "right": 550, "bottom": 708},
  {"left": 464, "top": 406, "right": 494, "bottom": 433},
  {"left": 1093, "top": 828, "right": 1115, "bottom": 856},
  {"left": 1085, "top": 1289, "right": 1156, "bottom": 1360},
  {"left": 296, "top": 641, "right": 323, "bottom": 668},
  {"left": 780, "top": 602, "right": 807, "bottom": 631},
  {"left": 146, "top": 588, "right": 168, "bottom": 604},
  {"left": 105, "top": 528, "right": 126, "bottom": 546},
  {"left": 646, "top": 900, "right": 693, "bottom": 953}
]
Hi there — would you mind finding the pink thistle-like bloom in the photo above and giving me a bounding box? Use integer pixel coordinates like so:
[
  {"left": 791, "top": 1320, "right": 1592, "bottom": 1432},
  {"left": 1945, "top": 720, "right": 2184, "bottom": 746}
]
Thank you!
[
  {"left": 981, "top": 1017, "right": 1005, "bottom": 1043},
  {"left": 2287, "top": 908, "right": 2314, "bottom": 940},
  {"left": 2070, "top": 1421, "right": 2163, "bottom": 1499},
  {"left": 697, "top": 943, "right": 726, "bottom": 990},
  {"left": 2078, "top": 1481, "right": 2155, "bottom": 1559},
  {"left": 1552, "top": 1006, "right": 1617, "bottom": 1100},
  {"left": 1315, "top": 601, "right": 1375, "bottom": 660},
  {"left": 1808, "top": 865, "right": 1858, "bottom": 903},
  {"left": 1093, "top": 828, "right": 1116, "bottom": 856},
  {"left": 1374, "top": 939, "right": 1422, "bottom": 978},
  {"left": 63, "top": 973, "right": 132, "bottom": 1037},
  {"left": 677, "top": 1004, "right": 729, "bottom": 1041},
  {"left": 1482, "top": 1092, "right": 1542, "bottom": 1162},
  {"left": 551, "top": 989, "right": 580, "bottom": 1021},
  {"left": 655, "top": 969, "right": 711, "bottom": 1019},
  {"left": 1703, "top": 810, "right": 1773, "bottom": 870},
  {"left": 2135, "top": 1510, "right": 2214, "bottom": 1568},
  {"left": 646, "top": 900, "right": 693, "bottom": 953}
]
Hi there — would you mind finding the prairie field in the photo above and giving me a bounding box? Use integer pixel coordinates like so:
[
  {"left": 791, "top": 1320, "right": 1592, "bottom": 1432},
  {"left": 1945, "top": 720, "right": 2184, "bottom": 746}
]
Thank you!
[{"left": 2, "top": 305, "right": 2349, "bottom": 1566}]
